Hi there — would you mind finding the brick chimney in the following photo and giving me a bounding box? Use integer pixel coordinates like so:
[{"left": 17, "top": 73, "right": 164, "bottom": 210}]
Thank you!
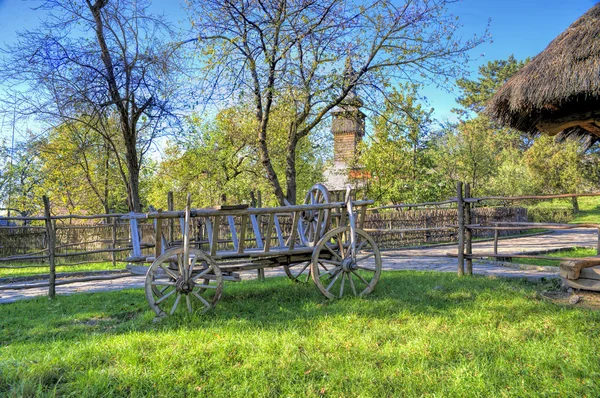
[
  {"left": 322, "top": 59, "right": 367, "bottom": 192},
  {"left": 331, "top": 58, "right": 365, "bottom": 164}
]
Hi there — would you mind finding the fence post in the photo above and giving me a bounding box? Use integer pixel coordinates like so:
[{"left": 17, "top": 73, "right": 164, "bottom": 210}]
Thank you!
[
  {"left": 167, "top": 191, "right": 174, "bottom": 246},
  {"left": 597, "top": 228, "right": 600, "bottom": 257},
  {"left": 43, "top": 196, "right": 56, "bottom": 299},
  {"left": 154, "top": 210, "right": 163, "bottom": 259},
  {"left": 456, "top": 182, "right": 465, "bottom": 276},
  {"left": 464, "top": 183, "right": 473, "bottom": 276},
  {"left": 494, "top": 229, "right": 499, "bottom": 260},
  {"left": 111, "top": 216, "right": 117, "bottom": 267}
]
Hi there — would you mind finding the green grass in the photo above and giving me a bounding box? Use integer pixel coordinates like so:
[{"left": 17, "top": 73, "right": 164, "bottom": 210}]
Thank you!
[
  {"left": 572, "top": 196, "right": 600, "bottom": 223},
  {"left": 0, "top": 262, "right": 123, "bottom": 279},
  {"left": 510, "top": 247, "right": 598, "bottom": 267},
  {"left": 1, "top": 272, "right": 600, "bottom": 397},
  {"left": 526, "top": 196, "right": 600, "bottom": 224}
]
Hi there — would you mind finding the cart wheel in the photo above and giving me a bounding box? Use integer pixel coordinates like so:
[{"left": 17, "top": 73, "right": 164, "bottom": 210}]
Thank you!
[
  {"left": 283, "top": 261, "right": 312, "bottom": 283},
  {"left": 145, "top": 247, "right": 223, "bottom": 318},
  {"left": 311, "top": 226, "right": 381, "bottom": 299},
  {"left": 299, "top": 184, "right": 331, "bottom": 246}
]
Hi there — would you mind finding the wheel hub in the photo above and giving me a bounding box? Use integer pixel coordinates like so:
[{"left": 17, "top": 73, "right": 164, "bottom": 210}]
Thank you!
[
  {"left": 341, "top": 257, "right": 358, "bottom": 272},
  {"left": 176, "top": 277, "right": 195, "bottom": 294}
]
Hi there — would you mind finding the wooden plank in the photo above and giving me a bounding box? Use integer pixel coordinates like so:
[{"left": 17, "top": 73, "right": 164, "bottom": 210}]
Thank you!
[
  {"left": 205, "top": 218, "right": 213, "bottom": 249},
  {"left": 358, "top": 204, "right": 367, "bottom": 230},
  {"left": 154, "top": 210, "right": 163, "bottom": 259},
  {"left": 218, "top": 204, "right": 249, "bottom": 210},
  {"left": 264, "top": 214, "right": 274, "bottom": 252},
  {"left": 130, "top": 216, "right": 142, "bottom": 257},
  {"left": 313, "top": 208, "right": 324, "bottom": 245},
  {"left": 238, "top": 215, "right": 248, "bottom": 254},
  {"left": 211, "top": 215, "right": 220, "bottom": 256},
  {"left": 250, "top": 214, "right": 263, "bottom": 249},
  {"left": 273, "top": 215, "right": 285, "bottom": 247},
  {"left": 121, "top": 200, "right": 374, "bottom": 220},
  {"left": 288, "top": 211, "right": 299, "bottom": 250},
  {"left": 563, "top": 277, "right": 600, "bottom": 291},
  {"left": 167, "top": 191, "right": 174, "bottom": 245},
  {"left": 228, "top": 216, "right": 239, "bottom": 252},
  {"left": 465, "top": 192, "right": 600, "bottom": 204},
  {"left": 579, "top": 267, "right": 600, "bottom": 280},
  {"left": 111, "top": 217, "right": 118, "bottom": 267}
]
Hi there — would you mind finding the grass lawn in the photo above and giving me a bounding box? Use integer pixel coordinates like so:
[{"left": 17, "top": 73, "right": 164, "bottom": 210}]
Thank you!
[
  {"left": 511, "top": 247, "right": 598, "bottom": 267},
  {"left": 572, "top": 196, "right": 600, "bottom": 223},
  {"left": 1, "top": 271, "right": 600, "bottom": 397},
  {"left": 0, "top": 262, "right": 123, "bottom": 279},
  {"left": 527, "top": 196, "right": 600, "bottom": 224}
]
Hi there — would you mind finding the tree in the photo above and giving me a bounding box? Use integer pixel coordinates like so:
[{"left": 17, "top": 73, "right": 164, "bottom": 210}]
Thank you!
[
  {"left": 147, "top": 105, "right": 325, "bottom": 208},
  {"left": 455, "top": 55, "right": 528, "bottom": 115},
  {"left": 359, "top": 84, "right": 434, "bottom": 203},
  {"left": 0, "top": 0, "right": 184, "bottom": 211},
  {"left": 36, "top": 119, "right": 129, "bottom": 214},
  {"left": 0, "top": 136, "right": 44, "bottom": 215},
  {"left": 189, "top": 0, "right": 487, "bottom": 204}
]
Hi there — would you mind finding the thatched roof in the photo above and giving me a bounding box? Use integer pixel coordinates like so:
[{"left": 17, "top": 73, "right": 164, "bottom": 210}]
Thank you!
[{"left": 486, "top": 3, "right": 600, "bottom": 140}]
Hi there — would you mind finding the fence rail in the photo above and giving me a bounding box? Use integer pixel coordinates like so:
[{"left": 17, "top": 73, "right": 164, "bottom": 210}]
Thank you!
[{"left": 2, "top": 186, "right": 598, "bottom": 299}]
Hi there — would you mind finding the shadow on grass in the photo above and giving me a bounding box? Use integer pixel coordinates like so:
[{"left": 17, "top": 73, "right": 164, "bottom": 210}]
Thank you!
[{"left": 0, "top": 271, "right": 581, "bottom": 346}]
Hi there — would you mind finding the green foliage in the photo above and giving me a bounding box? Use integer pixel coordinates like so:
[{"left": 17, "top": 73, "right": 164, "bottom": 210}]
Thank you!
[
  {"left": 359, "top": 85, "right": 437, "bottom": 203},
  {"left": 1, "top": 273, "right": 600, "bottom": 396},
  {"left": 455, "top": 55, "right": 528, "bottom": 114},
  {"left": 36, "top": 120, "right": 129, "bottom": 214},
  {"left": 147, "top": 106, "right": 324, "bottom": 208}
]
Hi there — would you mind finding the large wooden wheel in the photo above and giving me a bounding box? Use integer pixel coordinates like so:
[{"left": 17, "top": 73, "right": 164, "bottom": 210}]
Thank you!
[
  {"left": 283, "top": 260, "right": 312, "bottom": 283},
  {"left": 310, "top": 226, "right": 381, "bottom": 299},
  {"left": 145, "top": 247, "right": 223, "bottom": 318},
  {"left": 298, "top": 184, "right": 331, "bottom": 246}
]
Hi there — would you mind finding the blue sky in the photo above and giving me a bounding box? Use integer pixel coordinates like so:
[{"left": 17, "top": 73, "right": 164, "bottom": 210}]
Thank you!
[{"left": 0, "top": 0, "right": 596, "bottom": 136}]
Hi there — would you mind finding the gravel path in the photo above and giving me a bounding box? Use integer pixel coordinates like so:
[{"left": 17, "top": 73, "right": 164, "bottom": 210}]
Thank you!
[{"left": 1, "top": 229, "right": 595, "bottom": 304}]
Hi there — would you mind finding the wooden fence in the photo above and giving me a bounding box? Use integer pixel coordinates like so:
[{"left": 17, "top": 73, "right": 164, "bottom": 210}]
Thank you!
[{"left": 3, "top": 185, "right": 600, "bottom": 298}]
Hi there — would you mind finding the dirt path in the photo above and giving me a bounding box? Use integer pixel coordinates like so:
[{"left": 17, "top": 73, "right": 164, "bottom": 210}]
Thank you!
[{"left": 1, "top": 229, "right": 596, "bottom": 304}]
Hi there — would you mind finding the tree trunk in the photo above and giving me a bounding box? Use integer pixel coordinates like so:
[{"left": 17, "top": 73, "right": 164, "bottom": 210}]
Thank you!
[
  {"left": 572, "top": 196, "right": 579, "bottom": 213},
  {"left": 123, "top": 124, "right": 142, "bottom": 212},
  {"left": 285, "top": 135, "right": 298, "bottom": 205}
]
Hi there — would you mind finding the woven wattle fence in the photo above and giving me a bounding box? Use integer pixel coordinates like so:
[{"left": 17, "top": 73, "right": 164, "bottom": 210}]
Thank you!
[{"left": 364, "top": 207, "right": 528, "bottom": 249}]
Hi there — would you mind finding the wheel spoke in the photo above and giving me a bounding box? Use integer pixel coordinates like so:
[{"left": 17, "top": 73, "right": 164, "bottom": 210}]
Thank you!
[
  {"left": 151, "top": 280, "right": 176, "bottom": 286},
  {"left": 337, "top": 234, "right": 344, "bottom": 255},
  {"left": 318, "top": 265, "right": 341, "bottom": 278},
  {"left": 293, "top": 262, "right": 310, "bottom": 279},
  {"left": 196, "top": 284, "right": 217, "bottom": 290},
  {"left": 357, "top": 265, "right": 377, "bottom": 272},
  {"left": 305, "top": 268, "right": 312, "bottom": 283},
  {"left": 318, "top": 261, "right": 330, "bottom": 272},
  {"left": 188, "top": 254, "right": 198, "bottom": 279},
  {"left": 155, "top": 288, "right": 176, "bottom": 304},
  {"left": 159, "top": 264, "right": 179, "bottom": 280},
  {"left": 355, "top": 252, "right": 375, "bottom": 263},
  {"left": 159, "top": 285, "right": 172, "bottom": 294},
  {"left": 192, "top": 290, "right": 211, "bottom": 308},
  {"left": 170, "top": 293, "right": 182, "bottom": 315},
  {"left": 339, "top": 272, "right": 346, "bottom": 298},
  {"left": 177, "top": 254, "right": 184, "bottom": 277},
  {"left": 348, "top": 272, "right": 357, "bottom": 296},
  {"left": 319, "top": 258, "right": 341, "bottom": 267},
  {"left": 325, "top": 271, "right": 342, "bottom": 292},
  {"left": 186, "top": 295, "right": 193, "bottom": 313},
  {"left": 349, "top": 241, "right": 366, "bottom": 257},
  {"left": 351, "top": 270, "right": 370, "bottom": 286},
  {"left": 324, "top": 244, "right": 342, "bottom": 261},
  {"left": 191, "top": 267, "right": 211, "bottom": 282}
]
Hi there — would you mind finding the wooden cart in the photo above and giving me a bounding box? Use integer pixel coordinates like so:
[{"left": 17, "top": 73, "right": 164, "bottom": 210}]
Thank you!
[{"left": 123, "top": 185, "right": 382, "bottom": 318}]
